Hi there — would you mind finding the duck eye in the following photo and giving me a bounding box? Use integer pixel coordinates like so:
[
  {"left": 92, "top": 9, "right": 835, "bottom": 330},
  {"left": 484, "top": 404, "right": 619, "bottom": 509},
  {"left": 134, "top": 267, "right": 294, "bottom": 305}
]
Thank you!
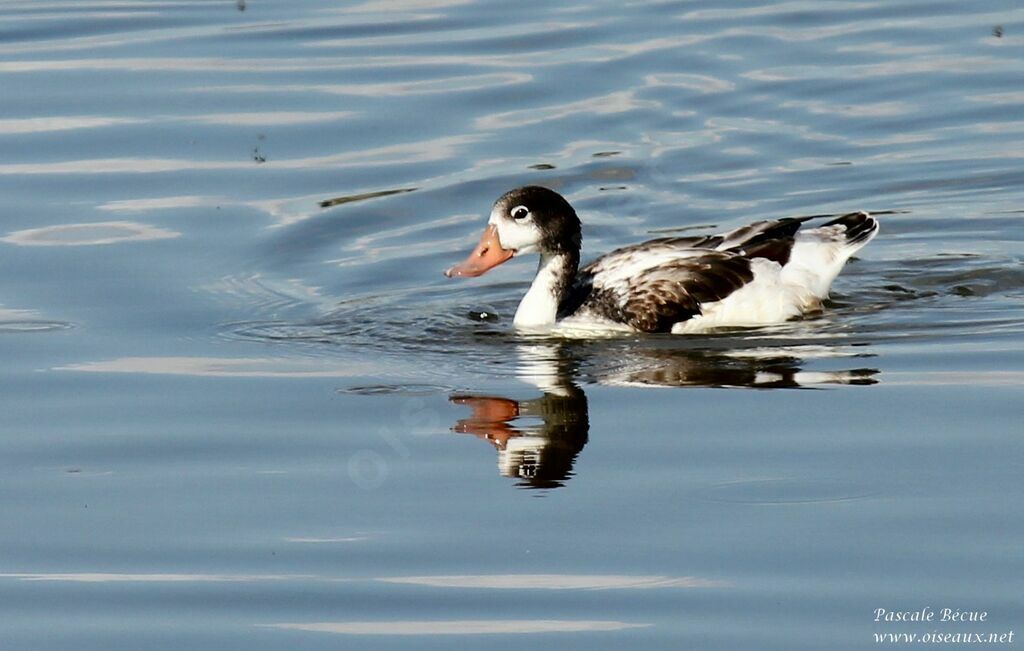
[{"left": 510, "top": 205, "right": 529, "bottom": 220}]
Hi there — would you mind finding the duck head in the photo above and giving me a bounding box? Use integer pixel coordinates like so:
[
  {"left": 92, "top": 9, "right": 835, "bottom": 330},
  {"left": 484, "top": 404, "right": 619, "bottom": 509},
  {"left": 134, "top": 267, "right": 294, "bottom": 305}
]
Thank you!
[{"left": 445, "top": 186, "right": 582, "bottom": 278}]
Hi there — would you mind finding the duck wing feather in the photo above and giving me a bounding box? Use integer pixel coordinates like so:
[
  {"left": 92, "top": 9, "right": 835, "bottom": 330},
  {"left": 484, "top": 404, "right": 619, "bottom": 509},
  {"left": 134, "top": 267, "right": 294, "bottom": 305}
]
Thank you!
[{"left": 563, "top": 250, "right": 754, "bottom": 333}]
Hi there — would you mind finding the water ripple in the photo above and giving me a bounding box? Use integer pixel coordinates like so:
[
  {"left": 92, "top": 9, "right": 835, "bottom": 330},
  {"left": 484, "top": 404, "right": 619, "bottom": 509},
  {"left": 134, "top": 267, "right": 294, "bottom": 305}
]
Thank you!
[
  {"left": 0, "top": 319, "right": 73, "bottom": 334},
  {"left": 1, "top": 221, "right": 179, "bottom": 246}
]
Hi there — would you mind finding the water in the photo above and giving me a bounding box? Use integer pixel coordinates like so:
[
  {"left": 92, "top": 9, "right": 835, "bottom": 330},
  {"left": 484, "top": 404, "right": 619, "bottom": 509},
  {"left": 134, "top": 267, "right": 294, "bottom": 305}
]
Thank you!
[{"left": 1, "top": 1, "right": 1022, "bottom": 648}]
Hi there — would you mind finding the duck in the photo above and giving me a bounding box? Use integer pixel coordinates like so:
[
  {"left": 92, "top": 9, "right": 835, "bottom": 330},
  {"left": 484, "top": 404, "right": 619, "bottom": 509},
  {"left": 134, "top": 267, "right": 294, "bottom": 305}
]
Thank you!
[{"left": 444, "top": 186, "right": 878, "bottom": 334}]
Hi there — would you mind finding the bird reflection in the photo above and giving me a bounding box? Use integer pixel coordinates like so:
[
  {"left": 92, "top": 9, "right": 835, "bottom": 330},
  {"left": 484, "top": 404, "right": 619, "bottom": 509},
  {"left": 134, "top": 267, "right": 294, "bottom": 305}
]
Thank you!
[
  {"left": 450, "top": 340, "right": 877, "bottom": 489},
  {"left": 451, "top": 344, "right": 588, "bottom": 490}
]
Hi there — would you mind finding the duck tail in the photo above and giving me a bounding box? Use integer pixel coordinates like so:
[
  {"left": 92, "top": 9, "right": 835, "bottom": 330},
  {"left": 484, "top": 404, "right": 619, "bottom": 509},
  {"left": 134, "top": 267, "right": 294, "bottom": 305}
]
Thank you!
[
  {"left": 781, "top": 212, "right": 878, "bottom": 299},
  {"left": 821, "top": 211, "right": 879, "bottom": 251}
]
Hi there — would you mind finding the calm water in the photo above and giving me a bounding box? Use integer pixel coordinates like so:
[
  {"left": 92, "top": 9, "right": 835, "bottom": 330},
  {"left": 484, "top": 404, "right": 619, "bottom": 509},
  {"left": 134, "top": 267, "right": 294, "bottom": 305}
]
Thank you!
[{"left": 1, "top": 1, "right": 1022, "bottom": 648}]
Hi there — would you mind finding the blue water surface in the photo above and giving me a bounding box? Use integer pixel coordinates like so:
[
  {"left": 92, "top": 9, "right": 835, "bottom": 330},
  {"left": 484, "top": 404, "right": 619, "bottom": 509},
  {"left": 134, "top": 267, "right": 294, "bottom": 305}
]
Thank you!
[{"left": 1, "top": 1, "right": 1022, "bottom": 649}]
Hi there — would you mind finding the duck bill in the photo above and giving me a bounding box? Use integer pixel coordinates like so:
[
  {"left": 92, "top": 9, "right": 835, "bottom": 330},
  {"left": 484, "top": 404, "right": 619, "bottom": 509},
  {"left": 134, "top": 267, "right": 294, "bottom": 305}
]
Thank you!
[{"left": 444, "top": 224, "right": 515, "bottom": 278}]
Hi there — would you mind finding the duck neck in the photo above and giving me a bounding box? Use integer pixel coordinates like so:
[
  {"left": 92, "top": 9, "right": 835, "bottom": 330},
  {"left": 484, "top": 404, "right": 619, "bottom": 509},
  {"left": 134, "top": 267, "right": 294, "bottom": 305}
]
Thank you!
[{"left": 514, "top": 251, "right": 579, "bottom": 330}]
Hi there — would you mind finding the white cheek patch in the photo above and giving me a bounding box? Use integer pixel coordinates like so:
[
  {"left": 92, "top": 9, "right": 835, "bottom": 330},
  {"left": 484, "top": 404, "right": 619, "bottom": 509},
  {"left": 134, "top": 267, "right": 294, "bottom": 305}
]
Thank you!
[
  {"left": 488, "top": 207, "right": 540, "bottom": 253},
  {"left": 496, "top": 219, "right": 540, "bottom": 252}
]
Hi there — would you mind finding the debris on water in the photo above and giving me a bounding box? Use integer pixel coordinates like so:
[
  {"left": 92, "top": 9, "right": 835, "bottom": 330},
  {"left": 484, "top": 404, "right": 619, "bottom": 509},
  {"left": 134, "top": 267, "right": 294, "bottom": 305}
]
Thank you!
[
  {"left": 319, "top": 187, "right": 415, "bottom": 209},
  {"left": 951, "top": 285, "right": 975, "bottom": 297},
  {"left": 992, "top": 25, "right": 1003, "bottom": 38},
  {"left": 237, "top": 0, "right": 246, "bottom": 11},
  {"left": 528, "top": 163, "right": 556, "bottom": 170},
  {"left": 468, "top": 310, "right": 500, "bottom": 322},
  {"left": 252, "top": 146, "right": 266, "bottom": 163}
]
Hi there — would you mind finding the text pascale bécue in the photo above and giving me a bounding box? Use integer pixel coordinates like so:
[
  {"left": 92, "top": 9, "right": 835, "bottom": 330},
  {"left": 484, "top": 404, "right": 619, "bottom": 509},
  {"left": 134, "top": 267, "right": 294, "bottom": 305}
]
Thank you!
[{"left": 874, "top": 608, "right": 988, "bottom": 623}]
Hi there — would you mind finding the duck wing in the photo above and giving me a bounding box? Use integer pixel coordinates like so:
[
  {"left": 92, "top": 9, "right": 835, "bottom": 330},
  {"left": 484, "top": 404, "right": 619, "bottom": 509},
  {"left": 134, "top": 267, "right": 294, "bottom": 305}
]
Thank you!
[
  {"left": 579, "top": 217, "right": 812, "bottom": 280},
  {"left": 560, "top": 212, "right": 877, "bottom": 333},
  {"left": 713, "top": 216, "right": 814, "bottom": 264},
  {"left": 563, "top": 248, "right": 754, "bottom": 332}
]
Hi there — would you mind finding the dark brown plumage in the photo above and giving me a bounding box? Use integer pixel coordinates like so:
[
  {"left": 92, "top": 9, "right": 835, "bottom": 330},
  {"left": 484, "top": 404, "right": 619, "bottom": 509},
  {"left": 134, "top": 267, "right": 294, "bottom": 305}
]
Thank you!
[{"left": 568, "top": 252, "right": 754, "bottom": 332}]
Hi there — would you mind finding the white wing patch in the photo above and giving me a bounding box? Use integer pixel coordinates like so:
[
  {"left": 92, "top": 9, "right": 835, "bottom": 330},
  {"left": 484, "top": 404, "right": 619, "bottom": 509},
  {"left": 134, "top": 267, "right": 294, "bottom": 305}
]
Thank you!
[{"left": 587, "top": 246, "right": 711, "bottom": 290}]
